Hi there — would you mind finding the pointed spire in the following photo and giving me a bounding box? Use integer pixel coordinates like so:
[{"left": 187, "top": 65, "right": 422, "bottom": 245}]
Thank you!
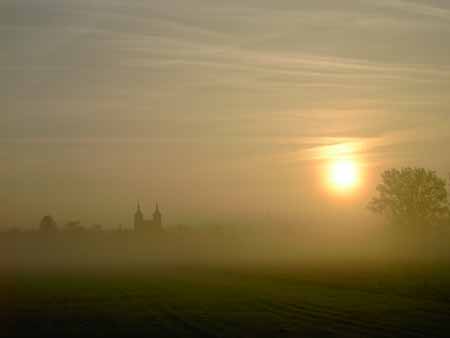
[
  {"left": 135, "top": 201, "right": 143, "bottom": 216},
  {"left": 154, "top": 202, "right": 161, "bottom": 216}
]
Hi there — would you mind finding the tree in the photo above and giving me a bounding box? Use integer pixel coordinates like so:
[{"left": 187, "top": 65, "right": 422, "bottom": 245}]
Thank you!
[
  {"left": 65, "top": 220, "right": 83, "bottom": 232},
  {"left": 368, "top": 168, "right": 449, "bottom": 226},
  {"left": 39, "top": 215, "right": 57, "bottom": 232}
]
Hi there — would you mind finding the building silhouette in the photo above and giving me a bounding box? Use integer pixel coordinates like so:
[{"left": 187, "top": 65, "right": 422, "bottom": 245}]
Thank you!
[{"left": 134, "top": 202, "right": 162, "bottom": 232}]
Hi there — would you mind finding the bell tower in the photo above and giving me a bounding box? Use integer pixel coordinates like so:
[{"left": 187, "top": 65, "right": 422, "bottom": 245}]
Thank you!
[
  {"left": 153, "top": 203, "right": 162, "bottom": 228},
  {"left": 134, "top": 202, "right": 144, "bottom": 230}
]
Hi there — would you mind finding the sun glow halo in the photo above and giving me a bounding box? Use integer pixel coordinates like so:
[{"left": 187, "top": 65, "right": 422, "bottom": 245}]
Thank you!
[{"left": 328, "top": 160, "right": 359, "bottom": 191}]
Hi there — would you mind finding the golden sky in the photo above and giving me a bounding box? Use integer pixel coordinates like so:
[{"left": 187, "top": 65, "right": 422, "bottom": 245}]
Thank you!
[{"left": 1, "top": 0, "right": 450, "bottom": 228}]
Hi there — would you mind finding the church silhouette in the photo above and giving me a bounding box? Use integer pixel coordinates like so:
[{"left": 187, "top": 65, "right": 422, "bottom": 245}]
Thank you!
[{"left": 134, "top": 202, "right": 162, "bottom": 232}]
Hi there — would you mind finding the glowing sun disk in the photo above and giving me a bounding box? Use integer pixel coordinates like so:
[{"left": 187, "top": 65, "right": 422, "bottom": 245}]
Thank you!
[{"left": 329, "top": 160, "right": 359, "bottom": 190}]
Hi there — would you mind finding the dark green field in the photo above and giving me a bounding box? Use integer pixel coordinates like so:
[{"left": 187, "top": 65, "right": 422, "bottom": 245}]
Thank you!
[{"left": 3, "top": 263, "right": 450, "bottom": 338}]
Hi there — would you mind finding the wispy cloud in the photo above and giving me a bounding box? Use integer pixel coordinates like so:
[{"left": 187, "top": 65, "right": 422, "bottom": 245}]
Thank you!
[{"left": 368, "top": 0, "right": 450, "bottom": 21}]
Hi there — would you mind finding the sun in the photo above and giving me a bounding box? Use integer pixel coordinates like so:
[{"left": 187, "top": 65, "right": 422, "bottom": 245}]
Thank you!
[{"left": 328, "top": 160, "right": 359, "bottom": 191}]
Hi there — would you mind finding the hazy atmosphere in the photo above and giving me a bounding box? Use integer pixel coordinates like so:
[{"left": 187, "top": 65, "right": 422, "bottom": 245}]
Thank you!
[
  {"left": 4, "top": 2, "right": 450, "bottom": 338},
  {"left": 2, "top": 0, "right": 450, "bottom": 228}
]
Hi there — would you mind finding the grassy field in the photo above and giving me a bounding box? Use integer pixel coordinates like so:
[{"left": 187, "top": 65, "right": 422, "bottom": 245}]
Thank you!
[{"left": 3, "top": 263, "right": 450, "bottom": 338}]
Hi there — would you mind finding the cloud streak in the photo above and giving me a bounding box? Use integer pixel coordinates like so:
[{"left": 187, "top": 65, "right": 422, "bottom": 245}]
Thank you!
[{"left": 368, "top": 0, "right": 450, "bottom": 21}]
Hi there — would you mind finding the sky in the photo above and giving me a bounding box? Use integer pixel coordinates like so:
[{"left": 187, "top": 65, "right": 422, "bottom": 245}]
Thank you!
[{"left": 1, "top": 0, "right": 450, "bottom": 229}]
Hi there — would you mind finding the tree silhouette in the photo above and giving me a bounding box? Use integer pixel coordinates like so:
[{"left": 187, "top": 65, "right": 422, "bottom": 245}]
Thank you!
[
  {"left": 368, "top": 168, "right": 449, "bottom": 226},
  {"left": 39, "top": 215, "right": 57, "bottom": 232}
]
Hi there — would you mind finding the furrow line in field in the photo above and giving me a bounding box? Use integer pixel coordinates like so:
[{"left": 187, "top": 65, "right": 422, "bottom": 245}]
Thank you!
[{"left": 258, "top": 300, "right": 428, "bottom": 338}]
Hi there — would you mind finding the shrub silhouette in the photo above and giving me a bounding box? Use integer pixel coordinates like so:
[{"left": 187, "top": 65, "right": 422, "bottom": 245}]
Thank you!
[{"left": 39, "top": 215, "right": 57, "bottom": 232}]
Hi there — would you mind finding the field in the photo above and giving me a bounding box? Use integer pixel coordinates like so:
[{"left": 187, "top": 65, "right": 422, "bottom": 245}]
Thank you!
[{"left": 3, "top": 262, "right": 450, "bottom": 338}]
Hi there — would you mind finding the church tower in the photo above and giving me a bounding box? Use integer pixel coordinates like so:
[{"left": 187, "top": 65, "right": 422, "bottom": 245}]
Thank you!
[
  {"left": 134, "top": 202, "right": 144, "bottom": 230},
  {"left": 153, "top": 203, "right": 162, "bottom": 227},
  {"left": 134, "top": 202, "right": 163, "bottom": 232}
]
